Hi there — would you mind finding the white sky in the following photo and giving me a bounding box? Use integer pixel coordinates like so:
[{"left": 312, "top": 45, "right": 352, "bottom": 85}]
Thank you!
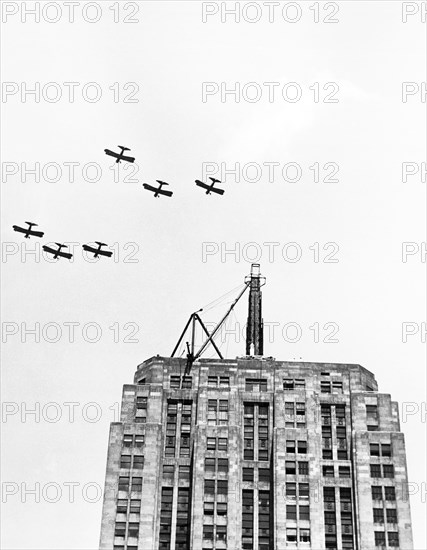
[{"left": 1, "top": 1, "right": 426, "bottom": 549}]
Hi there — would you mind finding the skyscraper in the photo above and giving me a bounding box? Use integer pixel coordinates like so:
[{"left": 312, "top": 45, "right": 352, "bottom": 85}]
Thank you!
[{"left": 99, "top": 266, "right": 413, "bottom": 550}]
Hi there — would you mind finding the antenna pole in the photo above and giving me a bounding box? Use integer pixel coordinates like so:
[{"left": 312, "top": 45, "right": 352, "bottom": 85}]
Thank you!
[{"left": 245, "top": 263, "right": 265, "bottom": 356}]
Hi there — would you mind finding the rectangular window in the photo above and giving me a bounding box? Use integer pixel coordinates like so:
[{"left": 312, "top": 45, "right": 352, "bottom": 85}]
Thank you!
[
  {"left": 217, "top": 480, "right": 228, "bottom": 495},
  {"left": 245, "top": 378, "right": 267, "bottom": 392},
  {"left": 286, "top": 440, "right": 296, "bottom": 453},
  {"left": 243, "top": 468, "right": 254, "bottom": 482},
  {"left": 131, "top": 477, "right": 142, "bottom": 492},
  {"left": 135, "top": 435, "right": 144, "bottom": 447},
  {"left": 219, "top": 376, "right": 230, "bottom": 387},
  {"left": 114, "top": 522, "right": 126, "bottom": 537},
  {"left": 286, "top": 505, "right": 297, "bottom": 520},
  {"left": 203, "top": 502, "right": 214, "bottom": 516},
  {"left": 299, "top": 505, "right": 310, "bottom": 520},
  {"left": 216, "top": 525, "right": 227, "bottom": 541},
  {"left": 388, "top": 532, "right": 399, "bottom": 547},
  {"left": 218, "top": 438, "right": 228, "bottom": 452},
  {"left": 130, "top": 499, "right": 141, "bottom": 514},
  {"left": 373, "top": 508, "right": 384, "bottom": 523},
  {"left": 116, "top": 499, "right": 127, "bottom": 513},
  {"left": 300, "top": 528, "right": 310, "bottom": 543},
  {"left": 323, "top": 465, "right": 334, "bottom": 477},
  {"left": 299, "top": 483, "right": 309, "bottom": 499},
  {"left": 118, "top": 476, "right": 130, "bottom": 491},
  {"left": 370, "top": 464, "right": 382, "bottom": 478},
  {"left": 286, "top": 528, "right": 297, "bottom": 542},
  {"left": 207, "top": 438, "right": 216, "bottom": 450},
  {"left": 259, "top": 468, "right": 270, "bottom": 483},
  {"left": 374, "top": 532, "right": 386, "bottom": 546},
  {"left": 204, "top": 480, "right": 215, "bottom": 494},
  {"left": 203, "top": 525, "right": 214, "bottom": 540},
  {"left": 123, "top": 434, "right": 133, "bottom": 447},
  {"left": 386, "top": 509, "right": 397, "bottom": 524},
  {"left": 217, "top": 502, "right": 227, "bottom": 516},
  {"left": 218, "top": 458, "right": 229, "bottom": 473},
  {"left": 371, "top": 486, "right": 382, "bottom": 500},
  {"left": 285, "top": 461, "right": 296, "bottom": 475},
  {"left": 179, "top": 465, "right": 190, "bottom": 480},
  {"left": 128, "top": 523, "right": 139, "bottom": 538},
  {"left": 120, "top": 455, "right": 131, "bottom": 469},
  {"left": 208, "top": 376, "right": 217, "bottom": 387},
  {"left": 286, "top": 483, "right": 296, "bottom": 499},
  {"left": 170, "top": 375, "right": 181, "bottom": 388},
  {"left": 204, "top": 458, "right": 215, "bottom": 473},
  {"left": 381, "top": 444, "right": 391, "bottom": 457},
  {"left": 298, "top": 461, "right": 309, "bottom": 476},
  {"left": 370, "top": 444, "right": 380, "bottom": 456},
  {"left": 132, "top": 455, "right": 144, "bottom": 469},
  {"left": 383, "top": 465, "right": 394, "bottom": 478},
  {"left": 332, "top": 381, "right": 343, "bottom": 392},
  {"left": 321, "top": 381, "right": 331, "bottom": 393},
  {"left": 297, "top": 440, "right": 307, "bottom": 454},
  {"left": 384, "top": 486, "right": 396, "bottom": 501},
  {"left": 339, "top": 466, "right": 351, "bottom": 478}
]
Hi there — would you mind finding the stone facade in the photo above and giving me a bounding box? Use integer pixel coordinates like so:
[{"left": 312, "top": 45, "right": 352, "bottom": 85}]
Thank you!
[{"left": 99, "top": 356, "right": 413, "bottom": 550}]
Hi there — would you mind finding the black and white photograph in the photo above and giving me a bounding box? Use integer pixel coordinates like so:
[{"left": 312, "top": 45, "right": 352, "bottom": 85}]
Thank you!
[{"left": 1, "top": 1, "right": 426, "bottom": 549}]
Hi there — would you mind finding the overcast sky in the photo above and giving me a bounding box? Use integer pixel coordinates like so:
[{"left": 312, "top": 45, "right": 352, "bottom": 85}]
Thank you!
[{"left": 1, "top": 1, "right": 426, "bottom": 548}]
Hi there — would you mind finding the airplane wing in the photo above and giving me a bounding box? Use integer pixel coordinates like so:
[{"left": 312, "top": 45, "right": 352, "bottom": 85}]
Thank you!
[
  {"left": 195, "top": 180, "right": 210, "bottom": 190},
  {"left": 104, "top": 149, "right": 118, "bottom": 158},
  {"left": 159, "top": 190, "right": 173, "bottom": 197},
  {"left": 99, "top": 250, "right": 113, "bottom": 257},
  {"left": 121, "top": 155, "right": 135, "bottom": 163},
  {"left": 210, "top": 187, "right": 225, "bottom": 195},
  {"left": 143, "top": 184, "right": 157, "bottom": 193},
  {"left": 31, "top": 230, "right": 45, "bottom": 238},
  {"left": 82, "top": 245, "right": 96, "bottom": 253},
  {"left": 42, "top": 245, "right": 56, "bottom": 255},
  {"left": 12, "top": 226, "right": 26, "bottom": 234}
]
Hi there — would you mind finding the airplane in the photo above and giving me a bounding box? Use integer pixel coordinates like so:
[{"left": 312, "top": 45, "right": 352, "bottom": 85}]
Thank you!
[
  {"left": 195, "top": 177, "right": 225, "bottom": 195},
  {"left": 104, "top": 145, "right": 135, "bottom": 164},
  {"left": 142, "top": 180, "right": 173, "bottom": 198},
  {"left": 12, "top": 221, "right": 44, "bottom": 239},
  {"left": 42, "top": 243, "right": 73, "bottom": 260},
  {"left": 82, "top": 242, "right": 113, "bottom": 259}
]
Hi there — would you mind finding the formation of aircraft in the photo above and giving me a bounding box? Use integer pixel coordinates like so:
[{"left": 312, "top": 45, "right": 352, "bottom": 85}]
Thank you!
[
  {"left": 143, "top": 180, "right": 173, "bottom": 198},
  {"left": 104, "top": 145, "right": 135, "bottom": 164},
  {"left": 12, "top": 221, "right": 44, "bottom": 239},
  {"left": 82, "top": 242, "right": 113, "bottom": 258},
  {"left": 12, "top": 222, "right": 113, "bottom": 261},
  {"left": 104, "top": 146, "right": 226, "bottom": 198}
]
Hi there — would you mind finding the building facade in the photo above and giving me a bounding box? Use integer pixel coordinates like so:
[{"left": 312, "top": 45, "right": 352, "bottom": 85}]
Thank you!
[{"left": 99, "top": 356, "right": 413, "bottom": 550}]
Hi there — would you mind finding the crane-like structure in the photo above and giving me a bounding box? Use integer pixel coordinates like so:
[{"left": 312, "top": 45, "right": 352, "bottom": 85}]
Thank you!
[{"left": 171, "top": 264, "right": 266, "bottom": 379}]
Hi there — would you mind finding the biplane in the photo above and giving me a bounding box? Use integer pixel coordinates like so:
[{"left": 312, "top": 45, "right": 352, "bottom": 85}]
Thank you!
[
  {"left": 12, "top": 221, "right": 44, "bottom": 239},
  {"left": 82, "top": 242, "right": 113, "bottom": 259},
  {"left": 142, "top": 180, "right": 173, "bottom": 198},
  {"left": 195, "top": 177, "right": 225, "bottom": 195},
  {"left": 104, "top": 145, "right": 135, "bottom": 164},
  {"left": 42, "top": 243, "right": 73, "bottom": 260}
]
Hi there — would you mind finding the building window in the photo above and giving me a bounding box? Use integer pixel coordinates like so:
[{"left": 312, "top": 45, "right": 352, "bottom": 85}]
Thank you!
[
  {"left": 204, "top": 480, "right": 215, "bottom": 494},
  {"left": 381, "top": 444, "right": 391, "bottom": 457},
  {"left": 128, "top": 522, "right": 139, "bottom": 538},
  {"left": 286, "top": 461, "right": 296, "bottom": 475},
  {"left": 245, "top": 378, "right": 267, "bottom": 392},
  {"left": 217, "top": 480, "right": 228, "bottom": 495},
  {"left": 170, "top": 376, "right": 181, "bottom": 388},
  {"left": 118, "top": 476, "right": 130, "bottom": 492},
  {"left": 243, "top": 468, "right": 254, "bottom": 482},
  {"left": 216, "top": 525, "right": 227, "bottom": 541},
  {"left": 208, "top": 376, "right": 217, "bottom": 387},
  {"left": 218, "top": 458, "right": 229, "bottom": 473},
  {"left": 371, "top": 486, "right": 382, "bottom": 500},
  {"left": 204, "top": 457, "right": 215, "bottom": 473},
  {"left": 386, "top": 509, "right": 397, "bottom": 524},
  {"left": 203, "top": 525, "right": 214, "bottom": 540},
  {"left": 204, "top": 501, "right": 214, "bottom": 515},
  {"left": 207, "top": 437, "right": 216, "bottom": 450},
  {"left": 163, "top": 465, "right": 174, "bottom": 480},
  {"left": 135, "top": 435, "right": 144, "bottom": 447},
  {"left": 385, "top": 486, "right": 396, "bottom": 501},
  {"left": 259, "top": 468, "right": 270, "bottom": 483},
  {"left": 120, "top": 455, "right": 131, "bottom": 469},
  {"left": 116, "top": 499, "right": 127, "bottom": 513},
  {"left": 130, "top": 499, "right": 141, "bottom": 514},
  {"left": 179, "top": 465, "right": 190, "bottom": 480},
  {"left": 299, "top": 505, "right": 310, "bottom": 520},
  {"left": 131, "top": 477, "right": 142, "bottom": 492},
  {"left": 332, "top": 381, "right": 343, "bottom": 392},
  {"left": 123, "top": 434, "right": 133, "bottom": 447},
  {"left": 286, "top": 528, "right": 297, "bottom": 542},
  {"left": 298, "top": 441, "right": 307, "bottom": 454},
  {"left": 286, "top": 440, "right": 296, "bottom": 453},
  {"left": 323, "top": 465, "right": 334, "bottom": 478},
  {"left": 300, "top": 528, "right": 311, "bottom": 542},
  {"left": 374, "top": 531, "right": 386, "bottom": 547},
  {"left": 299, "top": 483, "right": 309, "bottom": 499},
  {"left": 388, "top": 532, "right": 399, "bottom": 547},
  {"left": 114, "top": 522, "right": 126, "bottom": 537},
  {"left": 218, "top": 437, "right": 228, "bottom": 452},
  {"left": 217, "top": 502, "right": 227, "bottom": 516},
  {"left": 373, "top": 508, "right": 384, "bottom": 523},
  {"left": 339, "top": 466, "right": 351, "bottom": 478},
  {"left": 298, "top": 461, "right": 309, "bottom": 476},
  {"left": 286, "top": 505, "right": 297, "bottom": 520},
  {"left": 383, "top": 465, "right": 394, "bottom": 478},
  {"left": 286, "top": 483, "right": 297, "bottom": 499},
  {"left": 370, "top": 464, "right": 382, "bottom": 478},
  {"left": 283, "top": 378, "right": 306, "bottom": 390},
  {"left": 220, "top": 376, "right": 230, "bottom": 387},
  {"left": 370, "top": 444, "right": 380, "bottom": 456},
  {"left": 132, "top": 455, "right": 144, "bottom": 469},
  {"left": 321, "top": 381, "right": 331, "bottom": 393}
]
